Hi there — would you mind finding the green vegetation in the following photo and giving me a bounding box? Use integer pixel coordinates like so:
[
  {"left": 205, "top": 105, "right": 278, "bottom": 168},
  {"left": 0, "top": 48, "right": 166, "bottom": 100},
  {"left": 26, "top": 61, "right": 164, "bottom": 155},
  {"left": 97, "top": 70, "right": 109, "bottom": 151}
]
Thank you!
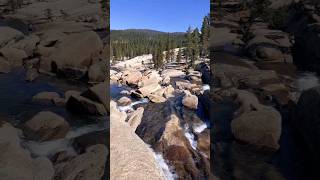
[{"left": 111, "top": 15, "right": 210, "bottom": 69}]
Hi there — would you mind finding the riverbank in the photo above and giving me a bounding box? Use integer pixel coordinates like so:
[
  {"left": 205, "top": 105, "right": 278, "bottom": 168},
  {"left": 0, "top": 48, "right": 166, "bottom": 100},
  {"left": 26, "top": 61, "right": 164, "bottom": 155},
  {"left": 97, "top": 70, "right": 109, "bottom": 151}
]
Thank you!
[
  {"left": 0, "top": 0, "right": 108, "bottom": 179},
  {"left": 110, "top": 54, "right": 212, "bottom": 179}
]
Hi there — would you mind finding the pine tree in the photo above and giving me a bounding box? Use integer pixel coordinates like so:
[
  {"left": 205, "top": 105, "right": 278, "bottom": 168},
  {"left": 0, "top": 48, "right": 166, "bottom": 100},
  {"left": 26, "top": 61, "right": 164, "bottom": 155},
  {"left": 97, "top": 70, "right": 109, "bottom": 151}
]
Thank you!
[
  {"left": 177, "top": 48, "right": 182, "bottom": 63},
  {"left": 191, "top": 28, "right": 200, "bottom": 68},
  {"left": 185, "top": 26, "right": 193, "bottom": 67},
  {"left": 201, "top": 15, "right": 210, "bottom": 57}
]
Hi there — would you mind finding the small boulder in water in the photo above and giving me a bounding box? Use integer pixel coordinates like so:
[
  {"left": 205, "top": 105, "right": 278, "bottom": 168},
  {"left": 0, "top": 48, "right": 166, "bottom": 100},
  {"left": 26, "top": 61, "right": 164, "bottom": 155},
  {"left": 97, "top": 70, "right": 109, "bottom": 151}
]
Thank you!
[
  {"left": 65, "top": 90, "right": 81, "bottom": 101},
  {"left": 25, "top": 68, "right": 39, "bottom": 82},
  {"left": 24, "top": 111, "right": 70, "bottom": 141},
  {"left": 117, "top": 96, "right": 132, "bottom": 106},
  {"left": 73, "top": 130, "right": 108, "bottom": 153},
  {"left": 81, "top": 82, "right": 108, "bottom": 110},
  {"left": 32, "top": 91, "right": 61, "bottom": 104},
  {"left": 66, "top": 94, "right": 107, "bottom": 116},
  {"left": 182, "top": 91, "right": 198, "bottom": 110}
]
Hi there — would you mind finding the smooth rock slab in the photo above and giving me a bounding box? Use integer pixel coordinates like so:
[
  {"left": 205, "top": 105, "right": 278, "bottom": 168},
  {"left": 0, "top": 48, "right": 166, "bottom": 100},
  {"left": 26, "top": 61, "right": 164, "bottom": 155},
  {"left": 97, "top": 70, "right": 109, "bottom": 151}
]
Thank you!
[{"left": 110, "top": 101, "right": 165, "bottom": 180}]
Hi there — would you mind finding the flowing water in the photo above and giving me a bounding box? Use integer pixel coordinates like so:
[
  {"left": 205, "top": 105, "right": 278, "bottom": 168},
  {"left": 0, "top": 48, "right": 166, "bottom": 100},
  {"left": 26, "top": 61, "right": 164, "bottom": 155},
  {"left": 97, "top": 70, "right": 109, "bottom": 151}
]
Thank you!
[
  {"left": 111, "top": 75, "right": 211, "bottom": 179},
  {"left": 0, "top": 68, "right": 106, "bottom": 158}
]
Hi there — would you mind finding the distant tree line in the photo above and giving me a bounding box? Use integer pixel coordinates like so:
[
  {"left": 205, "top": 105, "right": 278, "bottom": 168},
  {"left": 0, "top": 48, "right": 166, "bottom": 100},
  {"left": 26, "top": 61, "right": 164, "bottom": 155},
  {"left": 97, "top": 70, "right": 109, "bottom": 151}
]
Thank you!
[{"left": 111, "top": 15, "right": 210, "bottom": 69}]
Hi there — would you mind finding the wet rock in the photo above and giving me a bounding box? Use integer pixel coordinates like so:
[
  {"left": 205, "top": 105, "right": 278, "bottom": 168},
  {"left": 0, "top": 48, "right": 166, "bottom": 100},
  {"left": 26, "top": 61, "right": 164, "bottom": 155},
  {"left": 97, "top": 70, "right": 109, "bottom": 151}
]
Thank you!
[
  {"left": 88, "top": 60, "right": 107, "bottom": 82},
  {"left": 54, "top": 144, "right": 108, "bottom": 180},
  {"left": 24, "top": 111, "right": 70, "bottom": 141},
  {"left": 25, "top": 68, "right": 39, "bottom": 82},
  {"left": 73, "top": 130, "right": 108, "bottom": 153},
  {"left": 127, "top": 107, "right": 144, "bottom": 131},
  {"left": 66, "top": 94, "right": 107, "bottom": 116},
  {"left": 182, "top": 91, "right": 198, "bottom": 110},
  {"left": 32, "top": 91, "right": 61, "bottom": 104},
  {"left": 292, "top": 22, "right": 320, "bottom": 74},
  {"left": 294, "top": 86, "right": 320, "bottom": 164},
  {"left": 157, "top": 114, "right": 201, "bottom": 179},
  {"left": 159, "top": 114, "right": 185, "bottom": 147},
  {"left": 65, "top": 90, "right": 81, "bottom": 101},
  {"left": 117, "top": 96, "right": 132, "bottom": 106},
  {"left": 197, "top": 129, "right": 210, "bottom": 159},
  {"left": 110, "top": 100, "right": 166, "bottom": 180},
  {"left": 194, "top": 62, "right": 210, "bottom": 84},
  {"left": 81, "top": 82, "right": 108, "bottom": 110},
  {"left": 0, "top": 57, "right": 10, "bottom": 73}
]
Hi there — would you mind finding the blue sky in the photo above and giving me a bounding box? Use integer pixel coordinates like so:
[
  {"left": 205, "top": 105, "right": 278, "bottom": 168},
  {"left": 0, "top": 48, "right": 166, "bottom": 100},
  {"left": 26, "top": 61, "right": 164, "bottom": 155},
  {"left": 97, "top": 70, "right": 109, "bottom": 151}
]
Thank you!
[{"left": 111, "top": 0, "right": 210, "bottom": 32}]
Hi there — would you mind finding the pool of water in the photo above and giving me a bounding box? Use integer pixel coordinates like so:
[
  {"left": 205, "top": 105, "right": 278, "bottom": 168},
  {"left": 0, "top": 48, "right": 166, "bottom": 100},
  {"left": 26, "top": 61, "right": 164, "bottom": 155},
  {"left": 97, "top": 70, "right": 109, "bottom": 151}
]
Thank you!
[{"left": 0, "top": 68, "right": 103, "bottom": 126}]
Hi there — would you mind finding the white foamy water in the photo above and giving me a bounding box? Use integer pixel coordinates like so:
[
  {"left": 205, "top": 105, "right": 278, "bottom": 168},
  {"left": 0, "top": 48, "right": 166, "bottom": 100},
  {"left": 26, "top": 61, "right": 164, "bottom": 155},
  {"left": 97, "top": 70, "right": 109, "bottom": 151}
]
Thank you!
[
  {"left": 24, "top": 138, "right": 76, "bottom": 157},
  {"left": 184, "top": 125, "right": 197, "bottom": 150},
  {"left": 146, "top": 144, "right": 177, "bottom": 180},
  {"left": 295, "top": 72, "right": 320, "bottom": 92},
  {"left": 202, "top": 84, "right": 210, "bottom": 91},
  {"left": 23, "top": 123, "right": 107, "bottom": 157},
  {"left": 154, "top": 153, "right": 177, "bottom": 180},
  {"left": 118, "top": 98, "right": 149, "bottom": 112},
  {"left": 193, "top": 123, "right": 208, "bottom": 134}
]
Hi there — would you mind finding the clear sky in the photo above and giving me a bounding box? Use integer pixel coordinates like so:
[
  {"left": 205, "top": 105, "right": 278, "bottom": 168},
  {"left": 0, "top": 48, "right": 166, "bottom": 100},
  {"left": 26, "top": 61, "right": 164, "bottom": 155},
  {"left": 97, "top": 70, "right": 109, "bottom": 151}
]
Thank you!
[{"left": 111, "top": 0, "right": 210, "bottom": 32}]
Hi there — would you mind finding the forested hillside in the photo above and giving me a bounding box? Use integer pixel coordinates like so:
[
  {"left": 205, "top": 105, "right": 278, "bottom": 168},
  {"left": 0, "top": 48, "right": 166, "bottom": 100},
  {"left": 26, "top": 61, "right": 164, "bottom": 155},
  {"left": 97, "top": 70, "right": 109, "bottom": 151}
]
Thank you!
[
  {"left": 111, "top": 29, "right": 185, "bottom": 60},
  {"left": 111, "top": 15, "right": 210, "bottom": 69}
]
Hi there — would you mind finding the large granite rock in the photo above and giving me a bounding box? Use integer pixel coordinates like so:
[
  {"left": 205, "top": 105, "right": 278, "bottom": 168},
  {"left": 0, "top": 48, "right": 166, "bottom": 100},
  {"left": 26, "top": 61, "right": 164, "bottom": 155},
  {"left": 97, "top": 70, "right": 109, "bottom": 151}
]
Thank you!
[
  {"left": 24, "top": 111, "right": 69, "bottom": 141},
  {"left": 110, "top": 100, "right": 166, "bottom": 180},
  {"left": 0, "top": 122, "right": 54, "bottom": 180}
]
